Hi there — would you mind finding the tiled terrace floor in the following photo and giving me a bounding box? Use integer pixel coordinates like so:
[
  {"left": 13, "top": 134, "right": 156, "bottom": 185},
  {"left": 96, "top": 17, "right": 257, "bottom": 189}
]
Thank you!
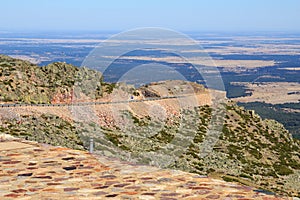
[{"left": 0, "top": 138, "right": 290, "bottom": 200}]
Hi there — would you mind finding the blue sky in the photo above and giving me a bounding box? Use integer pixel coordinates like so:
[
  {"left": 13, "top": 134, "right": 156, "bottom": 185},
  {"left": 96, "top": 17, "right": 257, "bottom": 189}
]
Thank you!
[{"left": 1, "top": 0, "right": 299, "bottom": 32}]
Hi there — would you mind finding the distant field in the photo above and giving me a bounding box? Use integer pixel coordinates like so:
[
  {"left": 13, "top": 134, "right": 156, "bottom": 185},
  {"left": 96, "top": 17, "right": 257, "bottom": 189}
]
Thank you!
[
  {"left": 278, "top": 67, "right": 300, "bottom": 71},
  {"left": 115, "top": 56, "right": 276, "bottom": 69},
  {"left": 1, "top": 32, "right": 300, "bottom": 138},
  {"left": 232, "top": 82, "right": 300, "bottom": 139},
  {"left": 231, "top": 82, "right": 300, "bottom": 104}
]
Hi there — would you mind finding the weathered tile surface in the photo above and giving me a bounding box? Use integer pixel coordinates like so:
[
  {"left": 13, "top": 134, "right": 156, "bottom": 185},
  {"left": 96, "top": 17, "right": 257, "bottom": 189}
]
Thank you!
[{"left": 0, "top": 139, "right": 291, "bottom": 199}]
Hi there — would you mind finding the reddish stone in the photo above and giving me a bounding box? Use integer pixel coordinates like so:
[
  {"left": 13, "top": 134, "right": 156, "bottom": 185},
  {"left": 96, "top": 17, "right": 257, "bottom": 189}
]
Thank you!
[
  {"left": 42, "top": 188, "right": 57, "bottom": 192},
  {"left": 123, "top": 176, "right": 134, "bottom": 179},
  {"left": 94, "top": 168, "right": 107, "bottom": 172},
  {"left": 64, "top": 187, "right": 79, "bottom": 192},
  {"left": 18, "top": 172, "right": 33, "bottom": 177},
  {"left": 27, "top": 167, "right": 38, "bottom": 170},
  {"left": 93, "top": 191, "right": 108, "bottom": 196},
  {"left": 78, "top": 165, "right": 94, "bottom": 169},
  {"left": 29, "top": 188, "right": 41, "bottom": 192},
  {"left": 35, "top": 173, "right": 47, "bottom": 176},
  {"left": 6, "top": 153, "right": 21, "bottom": 156},
  {"left": 7, "top": 169, "right": 21, "bottom": 174},
  {"left": 182, "top": 194, "right": 193, "bottom": 198},
  {"left": 186, "top": 181, "right": 197, "bottom": 186},
  {"left": 231, "top": 185, "right": 248, "bottom": 190},
  {"left": 113, "top": 183, "right": 130, "bottom": 188},
  {"left": 262, "top": 197, "right": 283, "bottom": 200},
  {"left": 28, "top": 163, "right": 37, "bottom": 166},
  {"left": 55, "top": 153, "right": 67, "bottom": 158},
  {"left": 205, "top": 194, "right": 220, "bottom": 199},
  {"left": 51, "top": 147, "right": 69, "bottom": 151},
  {"left": 161, "top": 193, "right": 180, "bottom": 196},
  {"left": 122, "top": 191, "right": 139, "bottom": 195},
  {"left": 33, "top": 175, "right": 52, "bottom": 179},
  {"left": 4, "top": 193, "right": 22, "bottom": 198},
  {"left": 140, "top": 177, "right": 153, "bottom": 180},
  {"left": 242, "top": 186, "right": 253, "bottom": 191},
  {"left": 53, "top": 177, "right": 68, "bottom": 181},
  {"left": 198, "top": 183, "right": 210, "bottom": 186},
  {"left": 91, "top": 183, "right": 103, "bottom": 187},
  {"left": 125, "top": 186, "right": 141, "bottom": 190},
  {"left": 158, "top": 178, "right": 173, "bottom": 182},
  {"left": 43, "top": 160, "right": 57, "bottom": 164},
  {"left": 0, "top": 159, "right": 11, "bottom": 162},
  {"left": 95, "top": 185, "right": 109, "bottom": 189},
  {"left": 105, "top": 194, "right": 118, "bottom": 197},
  {"left": 3, "top": 160, "right": 21, "bottom": 164},
  {"left": 160, "top": 198, "right": 177, "bottom": 200},
  {"left": 47, "top": 182, "right": 62, "bottom": 186},
  {"left": 100, "top": 175, "right": 117, "bottom": 179},
  {"left": 142, "top": 192, "right": 156, "bottom": 196},
  {"left": 63, "top": 166, "right": 77, "bottom": 171},
  {"left": 125, "top": 179, "right": 136, "bottom": 183},
  {"left": 105, "top": 181, "right": 119, "bottom": 186},
  {"left": 195, "top": 190, "right": 210, "bottom": 195},
  {"left": 48, "top": 171, "right": 58, "bottom": 174},
  {"left": 11, "top": 189, "right": 27, "bottom": 193},
  {"left": 189, "top": 186, "right": 212, "bottom": 190},
  {"left": 75, "top": 171, "right": 92, "bottom": 176},
  {"left": 62, "top": 157, "right": 75, "bottom": 160},
  {"left": 74, "top": 157, "right": 86, "bottom": 161},
  {"left": 176, "top": 177, "right": 186, "bottom": 181},
  {"left": 25, "top": 180, "right": 37, "bottom": 184},
  {"left": 33, "top": 149, "right": 44, "bottom": 152},
  {"left": 226, "top": 194, "right": 245, "bottom": 198}
]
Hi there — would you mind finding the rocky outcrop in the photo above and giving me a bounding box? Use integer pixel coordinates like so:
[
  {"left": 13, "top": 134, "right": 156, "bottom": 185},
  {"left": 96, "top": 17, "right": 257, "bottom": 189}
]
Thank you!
[{"left": 0, "top": 55, "right": 103, "bottom": 104}]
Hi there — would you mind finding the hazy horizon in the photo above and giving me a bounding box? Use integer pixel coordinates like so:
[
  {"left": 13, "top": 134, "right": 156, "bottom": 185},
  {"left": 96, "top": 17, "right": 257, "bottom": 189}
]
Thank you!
[{"left": 1, "top": 0, "right": 300, "bottom": 33}]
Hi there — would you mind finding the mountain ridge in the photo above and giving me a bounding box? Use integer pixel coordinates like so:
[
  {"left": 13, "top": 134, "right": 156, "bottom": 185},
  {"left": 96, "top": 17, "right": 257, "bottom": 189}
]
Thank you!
[{"left": 0, "top": 55, "right": 299, "bottom": 197}]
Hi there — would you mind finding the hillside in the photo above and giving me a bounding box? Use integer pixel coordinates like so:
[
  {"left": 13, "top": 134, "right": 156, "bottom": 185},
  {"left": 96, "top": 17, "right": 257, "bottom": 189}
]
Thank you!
[
  {"left": 0, "top": 55, "right": 299, "bottom": 197},
  {"left": 0, "top": 54, "right": 102, "bottom": 104},
  {"left": 81, "top": 99, "right": 300, "bottom": 197}
]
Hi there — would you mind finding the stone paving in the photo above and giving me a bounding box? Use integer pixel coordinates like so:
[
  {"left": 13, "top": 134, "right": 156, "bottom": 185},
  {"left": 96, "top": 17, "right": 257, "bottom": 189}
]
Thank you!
[{"left": 0, "top": 137, "right": 291, "bottom": 199}]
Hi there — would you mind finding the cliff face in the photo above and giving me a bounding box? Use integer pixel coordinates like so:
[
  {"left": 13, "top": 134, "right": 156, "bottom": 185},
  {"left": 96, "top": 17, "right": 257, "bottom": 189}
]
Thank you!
[{"left": 0, "top": 55, "right": 299, "bottom": 197}]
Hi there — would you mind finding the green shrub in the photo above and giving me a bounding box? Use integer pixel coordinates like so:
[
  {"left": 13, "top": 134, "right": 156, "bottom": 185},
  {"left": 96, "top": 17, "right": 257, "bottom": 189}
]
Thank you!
[{"left": 273, "top": 163, "right": 293, "bottom": 176}]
